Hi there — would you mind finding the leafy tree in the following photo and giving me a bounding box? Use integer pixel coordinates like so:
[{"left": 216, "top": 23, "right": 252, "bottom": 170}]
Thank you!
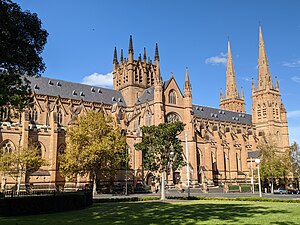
[
  {"left": 60, "top": 111, "right": 127, "bottom": 195},
  {"left": 0, "top": 144, "right": 46, "bottom": 194},
  {"left": 0, "top": 0, "right": 48, "bottom": 114},
  {"left": 290, "top": 142, "right": 300, "bottom": 188},
  {"left": 134, "top": 121, "right": 186, "bottom": 199},
  {"left": 258, "top": 136, "right": 291, "bottom": 192}
]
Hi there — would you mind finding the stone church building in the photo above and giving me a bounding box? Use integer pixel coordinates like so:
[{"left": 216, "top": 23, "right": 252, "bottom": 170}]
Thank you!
[{"left": 0, "top": 26, "right": 289, "bottom": 190}]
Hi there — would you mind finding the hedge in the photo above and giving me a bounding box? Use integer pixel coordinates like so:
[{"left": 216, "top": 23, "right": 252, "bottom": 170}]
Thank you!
[{"left": 0, "top": 190, "right": 92, "bottom": 216}]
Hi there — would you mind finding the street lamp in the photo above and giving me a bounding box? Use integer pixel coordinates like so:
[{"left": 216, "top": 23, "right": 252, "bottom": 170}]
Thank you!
[
  {"left": 255, "top": 158, "right": 262, "bottom": 197},
  {"left": 185, "top": 132, "right": 190, "bottom": 198}
]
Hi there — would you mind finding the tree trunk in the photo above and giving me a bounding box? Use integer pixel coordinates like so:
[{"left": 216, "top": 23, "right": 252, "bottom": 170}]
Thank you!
[
  {"left": 161, "top": 170, "right": 165, "bottom": 200},
  {"left": 93, "top": 178, "right": 97, "bottom": 197},
  {"left": 16, "top": 172, "right": 22, "bottom": 196},
  {"left": 271, "top": 178, "right": 274, "bottom": 194}
]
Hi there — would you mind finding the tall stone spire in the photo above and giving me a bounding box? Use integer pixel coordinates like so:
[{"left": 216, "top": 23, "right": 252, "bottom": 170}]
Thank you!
[
  {"left": 143, "top": 47, "right": 147, "bottom": 62},
  {"left": 220, "top": 40, "right": 245, "bottom": 113},
  {"left": 225, "top": 39, "right": 238, "bottom": 99},
  {"left": 257, "top": 26, "right": 272, "bottom": 90},
  {"left": 184, "top": 67, "right": 191, "bottom": 93}
]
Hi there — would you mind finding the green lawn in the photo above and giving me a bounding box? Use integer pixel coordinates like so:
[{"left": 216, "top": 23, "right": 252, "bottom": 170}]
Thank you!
[{"left": 1, "top": 199, "right": 300, "bottom": 225}]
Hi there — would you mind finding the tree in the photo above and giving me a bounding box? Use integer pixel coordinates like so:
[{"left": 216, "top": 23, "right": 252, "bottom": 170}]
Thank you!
[
  {"left": 60, "top": 111, "right": 127, "bottom": 195},
  {"left": 0, "top": 0, "right": 48, "bottom": 114},
  {"left": 0, "top": 144, "right": 46, "bottom": 194},
  {"left": 134, "top": 121, "right": 186, "bottom": 200},
  {"left": 258, "top": 136, "right": 291, "bottom": 192},
  {"left": 290, "top": 142, "right": 300, "bottom": 189}
]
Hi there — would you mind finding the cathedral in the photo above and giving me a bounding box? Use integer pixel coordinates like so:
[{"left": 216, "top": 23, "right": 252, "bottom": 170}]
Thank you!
[{"left": 0, "top": 26, "right": 289, "bottom": 191}]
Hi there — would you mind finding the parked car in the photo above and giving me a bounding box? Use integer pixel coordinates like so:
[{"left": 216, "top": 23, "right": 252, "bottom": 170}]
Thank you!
[
  {"left": 274, "top": 188, "right": 287, "bottom": 194},
  {"left": 288, "top": 189, "right": 300, "bottom": 194}
]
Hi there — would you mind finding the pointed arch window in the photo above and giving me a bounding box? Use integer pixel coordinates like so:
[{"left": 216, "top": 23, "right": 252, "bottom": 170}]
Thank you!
[
  {"left": 262, "top": 103, "right": 267, "bottom": 118},
  {"left": 29, "top": 106, "right": 38, "bottom": 123},
  {"left": 168, "top": 90, "right": 177, "bottom": 104},
  {"left": 0, "top": 140, "right": 15, "bottom": 154}
]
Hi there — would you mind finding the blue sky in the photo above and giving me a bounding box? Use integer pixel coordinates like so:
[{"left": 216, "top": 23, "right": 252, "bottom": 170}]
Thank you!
[{"left": 15, "top": 0, "right": 300, "bottom": 144}]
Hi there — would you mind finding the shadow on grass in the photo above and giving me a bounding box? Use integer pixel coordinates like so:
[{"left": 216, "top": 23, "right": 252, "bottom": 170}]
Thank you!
[
  {"left": 0, "top": 200, "right": 296, "bottom": 225},
  {"left": 91, "top": 201, "right": 292, "bottom": 225}
]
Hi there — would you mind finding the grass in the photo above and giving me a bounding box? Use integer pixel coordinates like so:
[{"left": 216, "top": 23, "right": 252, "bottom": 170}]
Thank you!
[{"left": 1, "top": 199, "right": 300, "bottom": 225}]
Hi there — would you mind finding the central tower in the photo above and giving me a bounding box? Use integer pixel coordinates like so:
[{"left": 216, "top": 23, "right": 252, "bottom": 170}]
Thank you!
[{"left": 113, "top": 36, "right": 161, "bottom": 107}]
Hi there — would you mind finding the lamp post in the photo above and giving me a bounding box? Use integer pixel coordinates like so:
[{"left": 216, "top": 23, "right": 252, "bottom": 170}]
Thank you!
[
  {"left": 250, "top": 157, "right": 254, "bottom": 194},
  {"left": 185, "top": 132, "right": 190, "bottom": 198},
  {"left": 255, "top": 158, "right": 262, "bottom": 197}
]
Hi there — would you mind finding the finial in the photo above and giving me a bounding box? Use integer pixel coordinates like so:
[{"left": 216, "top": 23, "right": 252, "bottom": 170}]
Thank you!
[
  {"left": 154, "top": 43, "right": 160, "bottom": 61},
  {"left": 120, "top": 49, "right": 124, "bottom": 63},
  {"left": 128, "top": 35, "right": 134, "bottom": 54},
  {"left": 143, "top": 47, "right": 147, "bottom": 62},
  {"left": 113, "top": 47, "right": 118, "bottom": 64},
  {"left": 138, "top": 54, "right": 142, "bottom": 61},
  {"left": 220, "top": 88, "right": 223, "bottom": 100},
  {"left": 241, "top": 86, "right": 244, "bottom": 99}
]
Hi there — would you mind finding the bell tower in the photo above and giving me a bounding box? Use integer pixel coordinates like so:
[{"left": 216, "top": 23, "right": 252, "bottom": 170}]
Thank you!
[{"left": 251, "top": 26, "right": 289, "bottom": 150}]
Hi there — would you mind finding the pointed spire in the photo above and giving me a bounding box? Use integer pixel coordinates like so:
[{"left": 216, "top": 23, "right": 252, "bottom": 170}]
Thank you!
[
  {"left": 154, "top": 43, "right": 160, "bottom": 61},
  {"left": 275, "top": 77, "right": 279, "bottom": 90},
  {"left": 184, "top": 67, "right": 191, "bottom": 91},
  {"left": 252, "top": 78, "right": 255, "bottom": 93},
  {"left": 225, "top": 39, "right": 238, "bottom": 99},
  {"left": 138, "top": 54, "right": 141, "bottom": 61},
  {"left": 113, "top": 47, "right": 118, "bottom": 64},
  {"left": 120, "top": 49, "right": 124, "bottom": 63},
  {"left": 220, "top": 88, "right": 223, "bottom": 101},
  {"left": 241, "top": 87, "right": 244, "bottom": 100},
  {"left": 143, "top": 47, "right": 147, "bottom": 62},
  {"left": 258, "top": 25, "right": 272, "bottom": 90},
  {"left": 128, "top": 35, "right": 134, "bottom": 54}
]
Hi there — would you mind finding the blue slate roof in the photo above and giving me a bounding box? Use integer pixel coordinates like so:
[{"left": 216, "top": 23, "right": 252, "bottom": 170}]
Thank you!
[
  {"left": 193, "top": 104, "right": 252, "bottom": 125},
  {"left": 136, "top": 86, "right": 154, "bottom": 105},
  {"left": 27, "top": 76, "right": 126, "bottom": 106}
]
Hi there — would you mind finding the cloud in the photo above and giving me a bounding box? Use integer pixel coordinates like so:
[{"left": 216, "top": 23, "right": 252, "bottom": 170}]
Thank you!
[
  {"left": 289, "top": 126, "right": 300, "bottom": 145},
  {"left": 81, "top": 72, "right": 113, "bottom": 88},
  {"left": 241, "top": 77, "right": 252, "bottom": 82},
  {"left": 291, "top": 76, "right": 300, "bottom": 83},
  {"left": 283, "top": 60, "right": 300, "bottom": 68},
  {"left": 205, "top": 52, "right": 227, "bottom": 66},
  {"left": 287, "top": 110, "right": 300, "bottom": 119}
]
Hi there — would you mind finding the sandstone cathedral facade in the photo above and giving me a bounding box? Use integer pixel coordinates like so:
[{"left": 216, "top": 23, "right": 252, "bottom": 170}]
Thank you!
[{"left": 0, "top": 26, "right": 289, "bottom": 190}]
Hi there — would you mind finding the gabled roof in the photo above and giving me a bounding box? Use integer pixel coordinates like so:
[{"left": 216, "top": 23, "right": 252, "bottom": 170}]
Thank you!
[
  {"left": 27, "top": 76, "right": 126, "bottom": 106},
  {"left": 136, "top": 86, "right": 154, "bottom": 105},
  {"left": 193, "top": 104, "right": 252, "bottom": 125}
]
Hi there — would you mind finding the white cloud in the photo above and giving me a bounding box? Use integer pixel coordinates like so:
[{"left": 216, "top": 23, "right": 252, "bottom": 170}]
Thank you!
[
  {"left": 81, "top": 72, "right": 113, "bottom": 88},
  {"left": 291, "top": 76, "right": 300, "bottom": 83},
  {"left": 287, "top": 110, "right": 300, "bottom": 119},
  {"left": 242, "top": 77, "right": 252, "bottom": 82},
  {"left": 283, "top": 60, "right": 300, "bottom": 68},
  {"left": 205, "top": 52, "right": 227, "bottom": 66},
  {"left": 289, "top": 126, "right": 300, "bottom": 145}
]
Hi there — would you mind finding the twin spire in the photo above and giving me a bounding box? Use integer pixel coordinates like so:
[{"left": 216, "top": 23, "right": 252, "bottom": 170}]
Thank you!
[{"left": 220, "top": 38, "right": 245, "bottom": 112}]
